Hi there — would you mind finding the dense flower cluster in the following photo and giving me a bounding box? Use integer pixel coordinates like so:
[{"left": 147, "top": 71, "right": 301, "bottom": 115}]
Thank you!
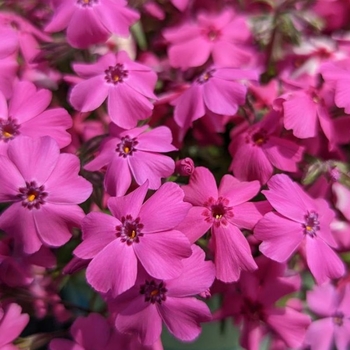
[{"left": 0, "top": 1, "right": 350, "bottom": 350}]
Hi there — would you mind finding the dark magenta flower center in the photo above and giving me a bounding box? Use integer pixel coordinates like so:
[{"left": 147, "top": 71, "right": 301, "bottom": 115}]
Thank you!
[
  {"left": 197, "top": 69, "right": 215, "bottom": 84},
  {"left": 105, "top": 64, "right": 128, "bottom": 84},
  {"left": 116, "top": 136, "right": 138, "bottom": 157},
  {"left": 0, "top": 118, "right": 20, "bottom": 142},
  {"left": 116, "top": 215, "right": 144, "bottom": 245},
  {"left": 202, "top": 196, "right": 234, "bottom": 227},
  {"left": 17, "top": 181, "right": 48, "bottom": 210},
  {"left": 250, "top": 129, "right": 268, "bottom": 146},
  {"left": 140, "top": 280, "right": 167, "bottom": 304},
  {"left": 77, "top": 0, "right": 98, "bottom": 7},
  {"left": 333, "top": 312, "right": 344, "bottom": 326},
  {"left": 303, "top": 211, "right": 320, "bottom": 237},
  {"left": 242, "top": 298, "right": 265, "bottom": 321}
]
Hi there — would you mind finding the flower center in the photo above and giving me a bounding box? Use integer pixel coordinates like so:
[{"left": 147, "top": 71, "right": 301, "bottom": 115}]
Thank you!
[
  {"left": 140, "top": 280, "right": 167, "bottom": 304},
  {"left": 0, "top": 118, "right": 20, "bottom": 142},
  {"left": 251, "top": 129, "right": 268, "bottom": 146},
  {"left": 116, "top": 136, "right": 138, "bottom": 157},
  {"left": 116, "top": 215, "right": 144, "bottom": 245},
  {"left": 77, "top": 0, "right": 98, "bottom": 7},
  {"left": 333, "top": 312, "right": 344, "bottom": 326},
  {"left": 197, "top": 69, "right": 215, "bottom": 84},
  {"left": 17, "top": 181, "right": 48, "bottom": 210},
  {"left": 303, "top": 211, "right": 320, "bottom": 237},
  {"left": 104, "top": 64, "right": 128, "bottom": 84},
  {"left": 202, "top": 196, "right": 233, "bottom": 228},
  {"left": 202, "top": 26, "right": 221, "bottom": 41}
]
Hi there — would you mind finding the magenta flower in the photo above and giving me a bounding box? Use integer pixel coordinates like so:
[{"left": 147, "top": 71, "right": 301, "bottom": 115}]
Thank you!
[
  {"left": 0, "top": 55, "right": 18, "bottom": 99},
  {"left": 50, "top": 313, "right": 162, "bottom": 350},
  {"left": 163, "top": 9, "right": 253, "bottom": 69},
  {"left": 74, "top": 181, "right": 192, "bottom": 297},
  {"left": 69, "top": 51, "right": 158, "bottom": 129},
  {"left": 305, "top": 283, "right": 350, "bottom": 350},
  {"left": 172, "top": 67, "right": 257, "bottom": 130},
  {"left": 84, "top": 124, "right": 176, "bottom": 196},
  {"left": 0, "top": 81, "right": 72, "bottom": 155},
  {"left": 45, "top": 0, "right": 139, "bottom": 49},
  {"left": 0, "top": 136, "right": 92, "bottom": 254},
  {"left": 214, "top": 256, "right": 311, "bottom": 350},
  {"left": 112, "top": 245, "right": 214, "bottom": 345},
  {"left": 254, "top": 174, "right": 345, "bottom": 284},
  {"left": 0, "top": 303, "right": 29, "bottom": 349},
  {"left": 179, "top": 167, "right": 271, "bottom": 282},
  {"left": 320, "top": 59, "right": 350, "bottom": 113},
  {"left": 229, "top": 110, "right": 304, "bottom": 184}
]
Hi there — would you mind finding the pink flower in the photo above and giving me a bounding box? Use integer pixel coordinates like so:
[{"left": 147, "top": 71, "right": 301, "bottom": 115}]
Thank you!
[
  {"left": 0, "top": 55, "right": 18, "bottom": 99},
  {"left": 320, "top": 59, "right": 350, "bottom": 113},
  {"left": 0, "top": 303, "right": 29, "bottom": 349},
  {"left": 69, "top": 51, "right": 158, "bottom": 129},
  {"left": 112, "top": 245, "right": 214, "bottom": 345},
  {"left": 74, "top": 181, "right": 192, "bottom": 297},
  {"left": 0, "top": 81, "right": 72, "bottom": 155},
  {"left": 254, "top": 174, "right": 345, "bottom": 284},
  {"left": 305, "top": 283, "right": 350, "bottom": 350},
  {"left": 0, "top": 136, "right": 92, "bottom": 254},
  {"left": 84, "top": 124, "right": 176, "bottom": 196},
  {"left": 214, "top": 256, "right": 311, "bottom": 350},
  {"left": 229, "top": 110, "right": 304, "bottom": 184},
  {"left": 179, "top": 167, "right": 271, "bottom": 282},
  {"left": 172, "top": 67, "right": 257, "bottom": 130},
  {"left": 175, "top": 157, "right": 195, "bottom": 176},
  {"left": 50, "top": 313, "right": 161, "bottom": 350},
  {"left": 163, "top": 9, "right": 253, "bottom": 69},
  {"left": 45, "top": 0, "right": 139, "bottom": 49}
]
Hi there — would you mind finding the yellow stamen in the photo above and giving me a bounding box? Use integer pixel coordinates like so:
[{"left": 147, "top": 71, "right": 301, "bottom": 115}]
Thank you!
[
  {"left": 306, "top": 225, "right": 312, "bottom": 231},
  {"left": 27, "top": 194, "right": 36, "bottom": 202},
  {"left": 113, "top": 75, "right": 120, "bottom": 82},
  {"left": 150, "top": 289, "right": 159, "bottom": 297},
  {"left": 130, "top": 230, "right": 136, "bottom": 239},
  {"left": 2, "top": 131, "right": 12, "bottom": 138},
  {"left": 215, "top": 214, "right": 222, "bottom": 219},
  {"left": 255, "top": 138, "right": 264, "bottom": 145},
  {"left": 123, "top": 146, "right": 130, "bottom": 154}
]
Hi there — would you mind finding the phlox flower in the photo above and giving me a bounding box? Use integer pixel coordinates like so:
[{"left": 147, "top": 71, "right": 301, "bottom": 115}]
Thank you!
[
  {"left": 0, "top": 55, "right": 18, "bottom": 99},
  {"left": 0, "top": 237, "right": 55, "bottom": 287},
  {"left": 0, "top": 12, "right": 52, "bottom": 62},
  {"left": 74, "top": 181, "right": 192, "bottom": 297},
  {"left": 0, "top": 81, "right": 72, "bottom": 155},
  {"left": 50, "top": 313, "right": 162, "bottom": 350},
  {"left": 320, "top": 59, "right": 350, "bottom": 113},
  {"left": 112, "top": 245, "right": 214, "bottom": 345},
  {"left": 229, "top": 110, "right": 304, "bottom": 184},
  {"left": 254, "top": 174, "right": 345, "bottom": 284},
  {"left": 0, "top": 136, "right": 92, "bottom": 254},
  {"left": 0, "top": 303, "right": 29, "bottom": 349},
  {"left": 178, "top": 167, "right": 271, "bottom": 282},
  {"left": 69, "top": 51, "right": 158, "bottom": 129},
  {"left": 163, "top": 9, "right": 253, "bottom": 69},
  {"left": 84, "top": 124, "right": 176, "bottom": 196},
  {"left": 305, "top": 283, "right": 350, "bottom": 350},
  {"left": 214, "top": 256, "right": 311, "bottom": 350},
  {"left": 172, "top": 67, "right": 257, "bottom": 130},
  {"left": 45, "top": 0, "right": 139, "bottom": 49}
]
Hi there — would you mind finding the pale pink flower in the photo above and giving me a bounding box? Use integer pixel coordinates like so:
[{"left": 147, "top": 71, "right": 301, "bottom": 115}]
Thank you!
[
  {"left": 179, "top": 167, "right": 271, "bottom": 282},
  {"left": 0, "top": 81, "right": 72, "bottom": 155},
  {"left": 74, "top": 181, "right": 192, "bottom": 297},
  {"left": 229, "top": 110, "right": 304, "bottom": 184},
  {"left": 69, "top": 51, "right": 158, "bottom": 129},
  {"left": 112, "top": 245, "right": 214, "bottom": 345},
  {"left": 0, "top": 303, "right": 29, "bottom": 349},
  {"left": 254, "top": 174, "right": 345, "bottom": 284},
  {"left": 163, "top": 9, "right": 253, "bottom": 69},
  {"left": 84, "top": 124, "right": 176, "bottom": 196},
  {"left": 172, "top": 67, "right": 257, "bottom": 130},
  {"left": 45, "top": 0, "right": 139, "bottom": 49},
  {"left": 0, "top": 136, "right": 92, "bottom": 254},
  {"left": 305, "top": 283, "right": 350, "bottom": 350}
]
